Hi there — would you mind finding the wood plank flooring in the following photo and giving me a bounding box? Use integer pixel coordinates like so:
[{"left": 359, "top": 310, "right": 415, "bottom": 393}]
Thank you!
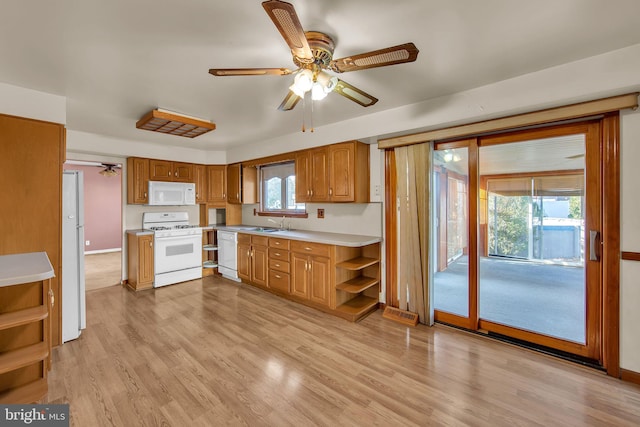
[
  {"left": 84, "top": 251, "right": 122, "bottom": 291},
  {"left": 45, "top": 275, "right": 640, "bottom": 426}
]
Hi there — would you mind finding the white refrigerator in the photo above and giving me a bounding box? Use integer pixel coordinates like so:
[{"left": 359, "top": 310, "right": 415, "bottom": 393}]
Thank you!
[{"left": 62, "top": 170, "right": 87, "bottom": 342}]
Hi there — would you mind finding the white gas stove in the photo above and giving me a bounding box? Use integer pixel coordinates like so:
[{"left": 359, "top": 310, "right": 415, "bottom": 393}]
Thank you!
[{"left": 142, "top": 212, "right": 203, "bottom": 288}]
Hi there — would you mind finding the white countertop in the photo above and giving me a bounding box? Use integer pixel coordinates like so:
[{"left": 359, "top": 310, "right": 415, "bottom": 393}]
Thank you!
[
  {"left": 0, "top": 252, "right": 55, "bottom": 288},
  {"left": 213, "top": 225, "right": 381, "bottom": 247},
  {"left": 126, "top": 229, "right": 154, "bottom": 236}
]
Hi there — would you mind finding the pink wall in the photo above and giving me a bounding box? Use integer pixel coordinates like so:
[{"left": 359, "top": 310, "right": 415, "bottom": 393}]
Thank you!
[{"left": 64, "top": 164, "right": 122, "bottom": 251}]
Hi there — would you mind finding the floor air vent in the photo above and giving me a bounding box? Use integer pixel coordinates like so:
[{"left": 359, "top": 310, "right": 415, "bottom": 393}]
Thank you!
[{"left": 383, "top": 306, "right": 419, "bottom": 326}]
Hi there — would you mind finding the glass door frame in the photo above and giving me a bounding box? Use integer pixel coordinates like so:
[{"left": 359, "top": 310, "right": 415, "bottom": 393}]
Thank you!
[{"left": 430, "top": 119, "right": 615, "bottom": 366}]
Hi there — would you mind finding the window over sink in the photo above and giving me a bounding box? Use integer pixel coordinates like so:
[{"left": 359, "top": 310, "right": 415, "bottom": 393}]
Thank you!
[{"left": 259, "top": 161, "right": 306, "bottom": 216}]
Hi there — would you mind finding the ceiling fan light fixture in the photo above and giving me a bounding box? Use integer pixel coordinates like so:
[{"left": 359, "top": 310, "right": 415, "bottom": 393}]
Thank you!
[
  {"left": 292, "top": 69, "right": 314, "bottom": 94},
  {"left": 99, "top": 164, "right": 119, "bottom": 177},
  {"left": 311, "top": 82, "right": 328, "bottom": 100},
  {"left": 316, "top": 71, "right": 337, "bottom": 93}
]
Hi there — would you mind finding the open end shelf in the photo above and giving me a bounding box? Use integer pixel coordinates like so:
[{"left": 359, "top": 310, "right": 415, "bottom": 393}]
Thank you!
[
  {"left": 0, "top": 306, "right": 48, "bottom": 331},
  {"left": 0, "top": 342, "right": 48, "bottom": 375},
  {"left": 0, "top": 378, "right": 47, "bottom": 404},
  {"left": 203, "top": 244, "right": 218, "bottom": 251},
  {"left": 336, "top": 295, "right": 378, "bottom": 316},
  {"left": 203, "top": 261, "right": 218, "bottom": 268},
  {"left": 336, "top": 256, "right": 379, "bottom": 270},
  {"left": 336, "top": 276, "right": 379, "bottom": 294}
]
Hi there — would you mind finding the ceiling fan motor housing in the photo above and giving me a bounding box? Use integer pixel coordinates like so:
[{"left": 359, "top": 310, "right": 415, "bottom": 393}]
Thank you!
[{"left": 294, "top": 31, "right": 335, "bottom": 68}]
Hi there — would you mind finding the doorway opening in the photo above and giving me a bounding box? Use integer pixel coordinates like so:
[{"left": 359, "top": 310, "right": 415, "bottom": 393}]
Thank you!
[{"left": 64, "top": 160, "right": 123, "bottom": 291}]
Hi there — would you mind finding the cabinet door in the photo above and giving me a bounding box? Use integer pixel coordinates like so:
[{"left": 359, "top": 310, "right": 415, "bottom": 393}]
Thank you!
[
  {"left": 149, "top": 159, "right": 173, "bottom": 181},
  {"left": 329, "top": 142, "right": 355, "bottom": 202},
  {"left": 237, "top": 242, "right": 251, "bottom": 281},
  {"left": 173, "top": 162, "right": 193, "bottom": 182},
  {"left": 310, "top": 147, "right": 330, "bottom": 201},
  {"left": 295, "top": 151, "right": 310, "bottom": 202},
  {"left": 207, "top": 165, "right": 227, "bottom": 205},
  {"left": 309, "top": 256, "right": 331, "bottom": 306},
  {"left": 127, "top": 157, "right": 149, "bottom": 204},
  {"left": 251, "top": 245, "right": 268, "bottom": 287},
  {"left": 291, "top": 253, "right": 309, "bottom": 299},
  {"left": 139, "top": 235, "right": 155, "bottom": 286},
  {"left": 193, "top": 164, "right": 207, "bottom": 203},
  {"left": 242, "top": 165, "right": 258, "bottom": 204},
  {"left": 227, "top": 163, "right": 241, "bottom": 204}
]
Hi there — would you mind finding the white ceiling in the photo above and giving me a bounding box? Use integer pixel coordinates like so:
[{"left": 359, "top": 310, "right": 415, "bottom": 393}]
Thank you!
[{"left": 2, "top": 0, "right": 640, "bottom": 151}]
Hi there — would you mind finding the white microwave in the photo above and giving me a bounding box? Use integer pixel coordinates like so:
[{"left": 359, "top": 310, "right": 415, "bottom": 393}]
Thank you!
[{"left": 148, "top": 181, "right": 196, "bottom": 206}]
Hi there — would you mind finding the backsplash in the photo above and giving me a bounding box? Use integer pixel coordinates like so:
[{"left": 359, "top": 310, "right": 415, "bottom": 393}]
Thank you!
[{"left": 240, "top": 202, "right": 382, "bottom": 237}]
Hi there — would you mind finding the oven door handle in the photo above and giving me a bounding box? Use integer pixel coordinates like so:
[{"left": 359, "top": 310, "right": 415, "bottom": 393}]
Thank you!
[{"left": 154, "top": 235, "right": 202, "bottom": 242}]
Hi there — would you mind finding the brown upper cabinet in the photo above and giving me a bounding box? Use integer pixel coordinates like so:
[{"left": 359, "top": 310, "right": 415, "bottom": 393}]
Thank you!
[
  {"left": 296, "top": 141, "right": 369, "bottom": 203},
  {"left": 127, "top": 157, "right": 150, "bottom": 204},
  {"left": 296, "top": 147, "right": 330, "bottom": 202},
  {"left": 206, "top": 165, "right": 226, "bottom": 206},
  {"left": 227, "top": 163, "right": 257, "bottom": 204},
  {"left": 149, "top": 159, "right": 193, "bottom": 182},
  {"left": 193, "top": 164, "right": 207, "bottom": 204}
]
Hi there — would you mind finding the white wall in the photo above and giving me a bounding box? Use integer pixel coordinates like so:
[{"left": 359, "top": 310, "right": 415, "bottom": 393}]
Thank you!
[
  {"left": 240, "top": 202, "right": 382, "bottom": 237},
  {"left": 0, "top": 82, "right": 66, "bottom": 124}
]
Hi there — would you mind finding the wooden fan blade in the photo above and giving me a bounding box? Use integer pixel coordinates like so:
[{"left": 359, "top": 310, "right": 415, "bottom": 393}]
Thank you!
[
  {"left": 262, "top": 0, "right": 313, "bottom": 62},
  {"left": 334, "top": 79, "right": 378, "bottom": 107},
  {"left": 209, "top": 68, "right": 293, "bottom": 76},
  {"left": 329, "top": 42, "right": 419, "bottom": 73},
  {"left": 278, "top": 90, "right": 301, "bottom": 111}
]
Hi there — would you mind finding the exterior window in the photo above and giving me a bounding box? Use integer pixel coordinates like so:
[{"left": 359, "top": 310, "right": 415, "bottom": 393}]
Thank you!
[{"left": 260, "top": 161, "right": 305, "bottom": 213}]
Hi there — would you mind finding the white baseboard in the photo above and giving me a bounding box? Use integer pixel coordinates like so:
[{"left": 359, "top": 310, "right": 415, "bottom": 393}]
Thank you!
[{"left": 85, "top": 248, "right": 122, "bottom": 255}]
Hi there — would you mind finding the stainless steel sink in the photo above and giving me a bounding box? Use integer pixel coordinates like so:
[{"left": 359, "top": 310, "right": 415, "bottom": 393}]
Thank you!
[{"left": 250, "top": 227, "right": 281, "bottom": 233}]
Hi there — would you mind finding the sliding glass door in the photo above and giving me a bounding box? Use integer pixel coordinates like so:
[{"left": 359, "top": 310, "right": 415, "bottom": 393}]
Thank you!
[{"left": 432, "top": 122, "right": 603, "bottom": 361}]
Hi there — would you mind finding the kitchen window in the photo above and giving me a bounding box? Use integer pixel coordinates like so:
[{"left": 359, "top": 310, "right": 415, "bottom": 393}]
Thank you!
[{"left": 259, "top": 161, "right": 305, "bottom": 215}]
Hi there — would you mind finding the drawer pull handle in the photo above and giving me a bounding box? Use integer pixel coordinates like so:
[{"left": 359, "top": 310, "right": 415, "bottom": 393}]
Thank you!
[
  {"left": 275, "top": 252, "right": 280, "bottom": 256},
  {"left": 275, "top": 263, "right": 280, "bottom": 267},
  {"left": 305, "top": 247, "right": 312, "bottom": 251},
  {"left": 275, "top": 274, "right": 281, "bottom": 279}
]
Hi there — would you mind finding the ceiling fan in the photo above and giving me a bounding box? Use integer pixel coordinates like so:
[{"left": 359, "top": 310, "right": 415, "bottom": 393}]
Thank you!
[{"left": 209, "top": 0, "right": 419, "bottom": 111}]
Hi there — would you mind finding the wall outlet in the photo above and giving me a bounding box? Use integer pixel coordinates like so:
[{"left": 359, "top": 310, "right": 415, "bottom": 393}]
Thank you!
[
  {"left": 317, "top": 208, "right": 324, "bottom": 219},
  {"left": 85, "top": 240, "right": 90, "bottom": 246}
]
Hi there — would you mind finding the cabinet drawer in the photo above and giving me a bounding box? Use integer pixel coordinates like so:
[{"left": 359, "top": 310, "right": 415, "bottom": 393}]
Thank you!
[
  {"left": 269, "top": 248, "right": 290, "bottom": 262},
  {"left": 291, "top": 241, "right": 332, "bottom": 258},
  {"left": 251, "top": 235, "right": 269, "bottom": 246},
  {"left": 269, "top": 259, "right": 290, "bottom": 274},
  {"left": 269, "top": 270, "right": 290, "bottom": 293},
  {"left": 237, "top": 233, "right": 250, "bottom": 244},
  {"left": 269, "top": 237, "right": 290, "bottom": 250}
]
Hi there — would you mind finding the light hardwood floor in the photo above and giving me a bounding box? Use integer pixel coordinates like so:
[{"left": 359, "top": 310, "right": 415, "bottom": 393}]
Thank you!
[
  {"left": 45, "top": 275, "right": 640, "bottom": 426},
  {"left": 84, "top": 251, "right": 122, "bottom": 291}
]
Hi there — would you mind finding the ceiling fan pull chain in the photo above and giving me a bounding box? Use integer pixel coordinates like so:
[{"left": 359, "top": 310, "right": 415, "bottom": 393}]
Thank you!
[
  {"left": 301, "top": 93, "right": 306, "bottom": 132},
  {"left": 310, "top": 97, "right": 314, "bottom": 133}
]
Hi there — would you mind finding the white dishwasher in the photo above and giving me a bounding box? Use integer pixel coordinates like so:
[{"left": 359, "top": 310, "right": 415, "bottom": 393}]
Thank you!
[{"left": 218, "top": 230, "right": 241, "bottom": 282}]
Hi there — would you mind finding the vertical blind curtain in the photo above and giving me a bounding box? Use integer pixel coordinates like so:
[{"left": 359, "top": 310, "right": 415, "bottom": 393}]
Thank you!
[{"left": 394, "top": 143, "right": 432, "bottom": 325}]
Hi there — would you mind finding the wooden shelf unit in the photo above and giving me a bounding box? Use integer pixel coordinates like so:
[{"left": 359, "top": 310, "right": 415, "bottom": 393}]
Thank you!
[
  {"left": 202, "top": 229, "right": 219, "bottom": 276},
  {"left": 0, "top": 252, "right": 54, "bottom": 403},
  {"left": 334, "top": 243, "right": 381, "bottom": 322}
]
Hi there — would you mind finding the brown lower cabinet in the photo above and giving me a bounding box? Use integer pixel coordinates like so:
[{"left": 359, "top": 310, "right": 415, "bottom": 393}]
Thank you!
[
  {"left": 237, "top": 234, "right": 267, "bottom": 287},
  {"left": 127, "top": 233, "right": 154, "bottom": 291},
  {"left": 236, "top": 233, "right": 381, "bottom": 322}
]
